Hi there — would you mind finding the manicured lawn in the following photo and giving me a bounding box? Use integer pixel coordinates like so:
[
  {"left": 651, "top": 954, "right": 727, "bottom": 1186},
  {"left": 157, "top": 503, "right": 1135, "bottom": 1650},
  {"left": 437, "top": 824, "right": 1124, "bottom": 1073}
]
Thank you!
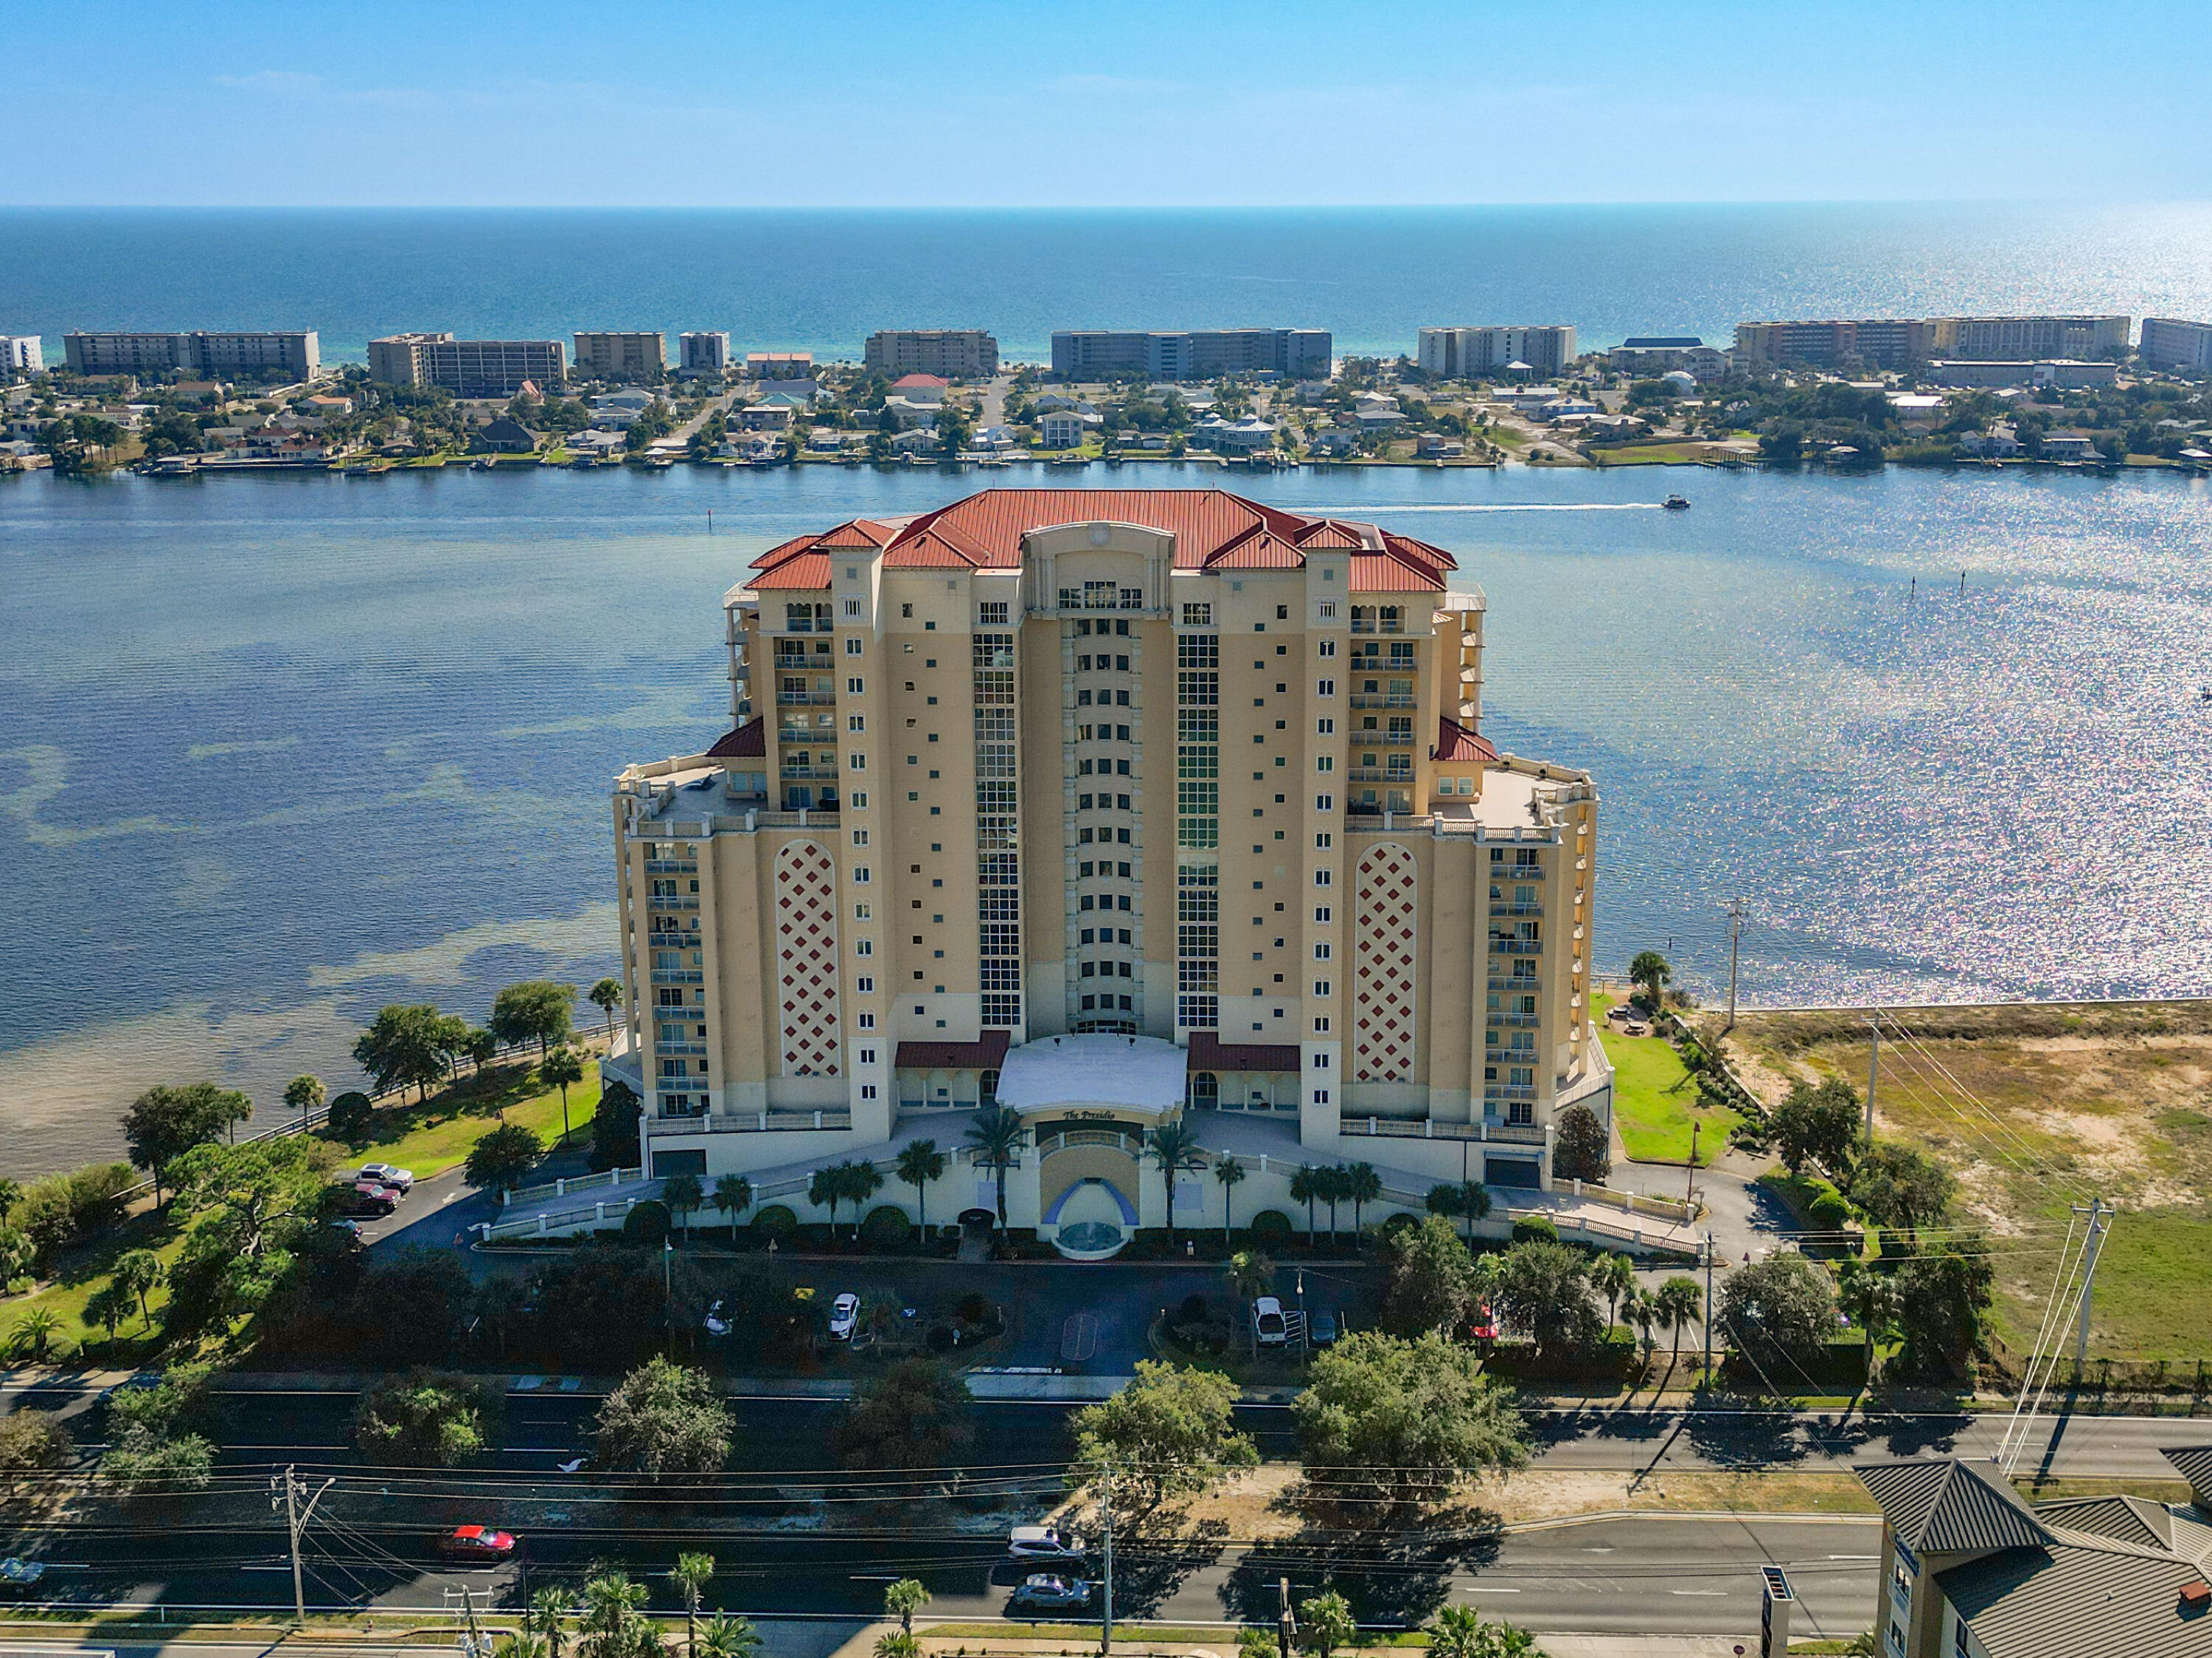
[{"left": 1596, "top": 995, "right": 1740, "bottom": 1166}]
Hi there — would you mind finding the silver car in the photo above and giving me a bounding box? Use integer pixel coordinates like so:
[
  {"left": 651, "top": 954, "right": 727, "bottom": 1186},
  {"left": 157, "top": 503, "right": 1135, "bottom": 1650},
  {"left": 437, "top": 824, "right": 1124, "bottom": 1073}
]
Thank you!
[{"left": 1010, "top": 1574, "right": 1091, "bottom": 1611}]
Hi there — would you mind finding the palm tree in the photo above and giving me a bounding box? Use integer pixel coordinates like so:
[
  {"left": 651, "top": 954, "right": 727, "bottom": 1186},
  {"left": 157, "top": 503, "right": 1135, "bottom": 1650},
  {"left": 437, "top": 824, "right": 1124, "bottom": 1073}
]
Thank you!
[
  {"left": 1426, "top": 1604, "right": 1486, "bottom": 1658},
  {"left": 664, "top": 1173, "right": 704, "bottom": 1242},
  {"left": 542, "top": 1045, "right": 586, "bottom": 1146},
  {"left": 964, "top": 1105, "right": 1027, "bottom": 1227},
  {"left": 1226, "top": 1248, "right": 1275, "bottom": 1354},
  {"left": 1625, "top": 1286, "right": 1659, "bottom": 1363},
  {"left": 1629, "top": 949, "right": 1673, "bottom": 1014},
  {"left": 284, "top": 1073, "right": 324, "bottom": 1124},
  {"left": 467, "top": 1025, "right": 500, "bottom": 1073},
  {"left": 525, "top": 1586, "right": 569, "bottom": 1658},
  {"left": 1147, "top": 1119, "right": 1207, "bottom": 1239},
  {"left": 671, "top": 1552, "right": 715, "bottom": 1655},
  {"left": 712, "top": 1174, "right": 753, "bottom": 1244},
  {"left": 896, "top": 1140, "right": 948, "bottom": 1235},
  {"left": 1837, "top": 1258, "right": 1899, "bottom": 1389},
  {"left": 841, "top": 1160, "right": 882, "bottom": 1240},
  {"left": 589, "top": 978, "right": 625, "bottom": 1041},
  {"left": 809, "top": 1166, "right": 846, "bottom": 1236},
  {"left": 1593, "top": 1252, "right": 1638, "bottom": 1335},
  {"left": 1343, "top": 1162, "right": 1381, "bottom": 1240},
  {"left": 1289, "top": 1164, "right": 1324, "bottom": 1241},
  {"left": 580, "top": 1572, "right": 648, "bottom": 1658},
  {"left": 1213, "top": 1154, "right": 1246, "bottom": 1246},
  {"left": 695, "top": 1615, "right": 759, "bottom": 1658},
  {"left": 1653, "top": 1275, "right": 1704, "bottom": 1373},
  {"left": 882, "top": 1579, "right": 931, "bottom": 1635},
  {"left": 872, "top": 1637, "right": 919, "bottom": 1658},
  {"left": 1317, "top": 1166, "right": 1348, "bottom": 1244},
  {"left": 8, "top": 1309, "right": 63, "bottom": 1362}
]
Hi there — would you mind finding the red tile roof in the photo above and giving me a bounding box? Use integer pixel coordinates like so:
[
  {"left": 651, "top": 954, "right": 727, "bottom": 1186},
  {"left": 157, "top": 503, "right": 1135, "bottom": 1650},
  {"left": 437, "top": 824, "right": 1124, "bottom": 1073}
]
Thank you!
[
  {"left": 1433, "top": 717, "right": 1498, "bottom": 764},
  {"left": 706, "top": 717, "right": 766, "bottom": 759},
  {"left": 747, "top": 490, "right": 1455, "bottom": 592},
  {"left": 895, "top": 1032, "right": 1012, "bottom": 1070},
  {"left": 1187, "top": 1033, "right": 1303, "bottom": 1073}
]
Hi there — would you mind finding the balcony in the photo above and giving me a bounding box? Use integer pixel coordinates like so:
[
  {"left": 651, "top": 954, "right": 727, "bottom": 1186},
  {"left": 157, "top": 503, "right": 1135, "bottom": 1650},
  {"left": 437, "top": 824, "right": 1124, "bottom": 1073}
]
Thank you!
[
  {"left": 1346, "top": 767, "right": 1414, "bottom": 784},
  {"left": 654, "top": 1041, "right": 708, "bottom": 1056},
  {"left": 779, "top": 765, "right": 840, "bottom": 780},
  {"left": 776, "top": 688, "right": 838, "bottom": 706},
  {"left": 1349, "top": 693, "right": 1417, "bottom": 710},
  {"left": 1349, "top": 619, "right": 1406, "bottom": 635},
  {"left": 1352, "top": 731, "right": 1416, "bottom": 747},
  {"left": 1338, "top": 1115, "right": 1544, "bottom": 1146},
  {"left": 648, "top": 896, "right": 700, "bottom": 911},
  {"left": 1484, "top": 1084, "right": 1537, "bottom": 1103},
  {"left": 650, "top": 969, "right": 703, "bottom": 985},
  {"left": 1489, "top": 938, "right": 1543, "bottom": 955},
  {"left": 1489, "top": 902, "right": 1543, "bottom": 916},
  {"left": 1488, "top": 1012, "right": 1541, "bottom": 1028},
  {"left": 644, "top": 860, "right": 698, "bottom": 874}
]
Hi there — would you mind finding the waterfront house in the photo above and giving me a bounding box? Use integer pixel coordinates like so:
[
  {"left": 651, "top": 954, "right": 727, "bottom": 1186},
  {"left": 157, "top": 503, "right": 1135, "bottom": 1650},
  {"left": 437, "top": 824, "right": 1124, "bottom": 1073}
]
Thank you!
[
  {"left": 1037, "top": 410, "right": 1088, "bottom": 448},
  {"left": 476, "top": 416, "right": 540, "bottom": 453}
]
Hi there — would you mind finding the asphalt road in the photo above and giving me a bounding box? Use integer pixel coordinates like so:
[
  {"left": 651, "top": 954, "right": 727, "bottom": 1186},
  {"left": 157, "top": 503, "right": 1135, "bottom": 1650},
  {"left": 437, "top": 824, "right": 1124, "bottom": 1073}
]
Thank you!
[{"left": 1, "top": 1514, "right": 1880, "bottom": 1642}]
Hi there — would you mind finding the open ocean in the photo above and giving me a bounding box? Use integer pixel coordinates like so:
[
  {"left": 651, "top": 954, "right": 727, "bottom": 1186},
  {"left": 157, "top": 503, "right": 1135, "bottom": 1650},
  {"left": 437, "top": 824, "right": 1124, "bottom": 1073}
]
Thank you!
[{"left": 4, "top": 203, "right": 2212, "bottom": 1175}]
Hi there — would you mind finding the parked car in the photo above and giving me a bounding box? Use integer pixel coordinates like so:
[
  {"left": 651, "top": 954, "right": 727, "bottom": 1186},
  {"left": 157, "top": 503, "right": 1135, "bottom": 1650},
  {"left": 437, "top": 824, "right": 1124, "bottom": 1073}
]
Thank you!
[
  {"left": 1008, "top": 1525, "right": 1085, "bottom": 1563},
  {"left": 1251, "top": 1295, "right": 1287, "bottom": 1347},
  {"left": 329, "top": 1219, "right": 364, "bottom": 1244},
  {"left": 828, "top": 1292, "right": 860, "bottom": 1341},
  {"left": 703, "top": 1299, "right": 732, "bottom": 1337},
  {"left": 337, "top": 1183, "right": 397, "bottom": 1218},
  {"left": 1009, "top": 1574, "right": 1092, "bottom": 1611},
  {"left": 1310, "top": 1309, "right": 1340, "bottom": 1348},
  {"left": 358, "top": 1162, "right": 414, "bottom": 1191},
  {"left": 439, "top": 1525, "right": 516, "bottom": 1563}
]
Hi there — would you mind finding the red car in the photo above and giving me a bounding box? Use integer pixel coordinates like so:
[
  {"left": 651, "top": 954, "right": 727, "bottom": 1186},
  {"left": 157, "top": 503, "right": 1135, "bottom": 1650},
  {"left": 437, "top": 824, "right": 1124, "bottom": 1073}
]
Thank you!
[
  {"left": 439, "top": 1525, "right": 517, "bottom": 1563},
  {"left": 1469, "top": 1303, "right": 1500, "bottom": 1342}
]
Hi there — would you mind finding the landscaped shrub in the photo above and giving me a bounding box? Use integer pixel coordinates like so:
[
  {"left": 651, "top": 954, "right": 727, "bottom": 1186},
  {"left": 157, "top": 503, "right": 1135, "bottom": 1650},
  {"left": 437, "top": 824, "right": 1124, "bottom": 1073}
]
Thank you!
[
  {"left": 1377, "top": 1211, "right": 1419, "bottom": 1244},
  {"left": 619, "top": 1199, "right": 670, "bottom": 1243},
  {"left": 1511, "top": 1213, "right": 1559, "bottom": 1245},
  {"left": 1248, "top": 1210, "right": 1294, "bottom": 1246},
  {"left": 1807, "top": 1188, "right": 1855, "bottom": 1231},
  {"left": 859, "top": 1205, "right": 912, "bottom": 1249},
  {"left": 11, "top": 1163, "right": 136, "bottom": 1266},
  {"left": 325, "top": 1091, "right": 375, "bottom": 1140},
  {"left": 751, "top": 1205, "right": 798, "bottom": 1240},
  {"left": 0, "top": 1410, "right": 71, "bottom": 1470}
]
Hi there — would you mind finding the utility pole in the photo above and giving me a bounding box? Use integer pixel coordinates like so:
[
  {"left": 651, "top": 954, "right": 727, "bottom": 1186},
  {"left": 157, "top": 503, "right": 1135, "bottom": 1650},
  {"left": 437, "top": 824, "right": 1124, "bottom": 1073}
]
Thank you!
[
  {"left": 2073, "top": 1199, "right": 2112, "bottom": 1379},
  {"left": 1276, "top": 1577, "right": 1298, "bottom": 1658},
  {"left": 1865, "top": 1018, "right": 1881, "bottom": 1139},
  {"left": 448, "top": 1586, "right": 493, "bottom": 1658},
  {"left": 1702, "top": 1232, "right": 1716, "bottom": 1377},
  {"left": 270, "top": 1466, "right": 335, "bottom": 1625},
  {"left": 1722, "top": 899, "right": 1746, "bottom": 1031},
  {"left": 1685, "top": 1120, "right": 1700, "bottom": 1212},
  {"left": 1098, "top": 1469, "right": 1114, "bottom": 1658}
]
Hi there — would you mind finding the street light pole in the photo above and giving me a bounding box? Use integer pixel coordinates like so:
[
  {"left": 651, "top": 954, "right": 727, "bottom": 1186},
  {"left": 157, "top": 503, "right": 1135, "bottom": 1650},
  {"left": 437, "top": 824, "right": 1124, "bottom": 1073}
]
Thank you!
[
  {"left": 1099, "top": 1469, "right": 1114, "bottom": 1658},
  {"left": 271, "top": 1465, "right": 335, "bottom": 1625},
  {"left": 1702, "top": 1232, "right": 1716, "bottom": 1378}
]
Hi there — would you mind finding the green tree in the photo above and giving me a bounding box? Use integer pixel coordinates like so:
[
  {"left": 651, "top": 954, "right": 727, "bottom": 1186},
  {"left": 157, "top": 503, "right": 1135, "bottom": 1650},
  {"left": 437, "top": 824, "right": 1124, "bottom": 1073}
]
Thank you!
[
  {"left": 664, "top": 1172, "right": 705, "bottom": 1241},
  {"left": 672, "top": 1552, "right": 716, "bottom": 1655},
  {"left": 542, "top": 1045, "right": 587, "bottom": 1146},
  {"left": 1295, "top": 1330, "right": 1528, "bottom": 1511},
  {"left": 122, "top": 1081, "right": 254, "bottom": 1203},
  {"left": 1719, "top": 1252, "right": 1837, "bottom": 1379},
  {"left": 1147, "top": 1120, "right": 1208, "bottom": 1239},
  {"left": 354, "top": 1370, "right": 506, "bottom": 1466},
  {"left": 696, "top": 1615, "right": 759, "bottom": 1658},
  {"left": 1837, "top": 1257, "right": 1900, "bottom": 1387},
  {"left": 1495, "top": 1239, "right": 1604, "bottom": 1354},
  {"left": 1071, "top": 1359, "right": 1257, "bottom": 1516},
  {"left": 325, "top": 1090, "right": 374, "bottom": 1140},
  {"left": 1552, "top": 1104, "right": 1611, "bottom": 1182},
  {"left": 0, "top": 1410, "right": 71, "bottom": 1471},
  {"left": 1592, "top": 1252, "right": 1638, "bottom": 1334},
  {"left": 466, "top": 1025, "right": 500, "bottom": 1072},
  {"left": 0, "top": 1225, "right": 29, "bottom": 1288},
  {"left": 963, "top": 1105, "right": 1026, "bottom": 1227},
  {"left": 465, "top": 1123, "right": 546, "bottom": 1197},
  {"left": 353, "top": 1004, "right": 451, "bottom": 1103},
  {"left": 1653, "top": 1275, "right": 1704, "bottom": 1368},
  {"left": 1627, "top": 950, "right": 1672, "bottom": 1010},
  {"left": 491, "top": 980, "right": 578, "bottom": 1062},
  {"left": 1847, "top": 1143, "right": 1954, "bottom": 1239},
  {"left": 594, "top": 1357, "right": 734, "bottom": 1473},
  {"left": 111, "top": 1247, "right": 167, "bottom": 1325},
  {"left": 1298, "top": 1593, "right": 1357, "bottom": 1658},
  {"left": 526, "top": 1588, "right": 571, "bottom": 1658},
  {"left": 100, "top": 1363, "right": 217, "bottom": 1491},
  {"left": 589, "top": 978, "right": 626, "bottom": 1039},
  {"left": 593, "top": 1079, "right": 643, "bottom": 1171},
  {"left": 1290, "top": 1164, "right": 1325, "bottom": 1238},
  {"left": 163, "top": 1137, "right": 333, "bottom": 1331},
  {"left": 1425, "top": 1179, "right": 1491, "bottom": 1244},
  {"left": 882, "top": 1579, "right": 931, "bottom": 1635},
  {"left": 1773, "top": 1078, "right": 1864, "bottom": 1180},
  {"left": 896, "top": 1140, "right": 947, "bottom": 1233},
  {"left": 712, "top": 1174, "right": 754, "bottom": 1243},
  {"left": 1384, "top": 1214, "right": 1476, "bottom": 1334},
  {"left": 580, "top": 1571, "right": 651, "bottom": 1658},
  {"left": 284, "top": 1074, "right": 325, "bottom": 1124},
  {"left": 1343, "top": 1162, "right": 1382, "bottom": 1239},
  {"left": 9, "top": 1306, "right": 64, "bottom": 1361},
  {"left": 832, "top": 1358, "right": 976, "bottom": 1471},
  {"left": 1214, "top": 1154, "right": 1246, "bottom": 1245},
  {"left": 1888, "top": 1240, "right": 1994, "bottom": 1380},
  {"left": 810, "top": 1160, "right": 881, "bottom": 1239}
]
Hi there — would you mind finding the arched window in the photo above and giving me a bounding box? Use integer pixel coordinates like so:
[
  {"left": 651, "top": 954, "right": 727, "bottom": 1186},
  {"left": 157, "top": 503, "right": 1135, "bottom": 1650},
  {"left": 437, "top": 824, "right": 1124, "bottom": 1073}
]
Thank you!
[
  {"left": 1190, "top": 1070, "right": 1220, "bottom": 1109},
  {"left": 979, "top": 1068, "right": 1001, "bottom": 1110}
]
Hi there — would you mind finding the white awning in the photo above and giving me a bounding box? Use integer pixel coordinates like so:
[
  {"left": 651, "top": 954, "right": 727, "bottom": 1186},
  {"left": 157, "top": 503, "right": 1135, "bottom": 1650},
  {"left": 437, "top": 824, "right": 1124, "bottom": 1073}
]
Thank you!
[{"left": 996, "top": 1034, "right": 1186, "bottom": 1117}]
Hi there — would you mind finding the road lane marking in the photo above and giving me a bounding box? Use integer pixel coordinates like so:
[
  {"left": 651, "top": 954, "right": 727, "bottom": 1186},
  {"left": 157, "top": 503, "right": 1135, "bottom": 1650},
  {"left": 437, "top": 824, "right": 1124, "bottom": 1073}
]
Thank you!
[{"left": 1669, "top": 1590, "right": 1727, "bottom": 1597}]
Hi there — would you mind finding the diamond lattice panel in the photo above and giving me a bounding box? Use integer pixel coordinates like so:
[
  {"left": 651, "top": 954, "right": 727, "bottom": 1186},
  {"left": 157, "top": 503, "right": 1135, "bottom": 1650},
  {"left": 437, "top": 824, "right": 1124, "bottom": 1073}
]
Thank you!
[
  {"left": 1353, "top": 843, "right": 1418, "bottom": 1082},
  {"left": 774, "top": 840, "right": 841, "bottom": 1077}
]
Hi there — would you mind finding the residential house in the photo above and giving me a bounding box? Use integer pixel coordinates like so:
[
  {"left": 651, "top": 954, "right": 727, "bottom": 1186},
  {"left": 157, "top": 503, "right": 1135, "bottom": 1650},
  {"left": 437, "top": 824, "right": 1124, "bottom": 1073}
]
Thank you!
[
  {"left": 1037, "top": 410, "right": 1088, "bottom": 448},
  {"left": 2039, "top": 433, "right": 2104, "bottom": 461},
  {"left": 1956, "top": 425, "right": 2020, "bottom": 457},
  {"left": 476, "top": 416, "right": 540, "bottom": 453}
]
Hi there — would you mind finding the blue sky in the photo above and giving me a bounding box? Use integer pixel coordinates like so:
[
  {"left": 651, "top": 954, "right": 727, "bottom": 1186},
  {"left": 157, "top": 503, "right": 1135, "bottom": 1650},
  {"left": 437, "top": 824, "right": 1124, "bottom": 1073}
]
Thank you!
[{"left": 4, "top": 1, "right": 2208, "bottom": 207}]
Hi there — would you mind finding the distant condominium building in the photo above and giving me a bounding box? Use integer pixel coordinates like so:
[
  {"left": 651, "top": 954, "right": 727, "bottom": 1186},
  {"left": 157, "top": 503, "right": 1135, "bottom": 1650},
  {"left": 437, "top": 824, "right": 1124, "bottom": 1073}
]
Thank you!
[
  {"left": 574, "top": 330, "right": 669, "bottom": 381},
  {"left": 746, "top": 352, "right": 813, "bottom": 379},
  {"left": 368, "top": 332, "right": 566, "bottom": 397},
  {"left": 1924, "top": 359, "right": 2117, "bottom": 391},
  {"left": 1734, "top": 318, "right": 1937, "bottom": 371},
  {"left": 1606, "top": 337, "right": 1731, "bottom": 380},
  {"left": 679, "top": 332, "right": 731, "bottom": 376},
  {"left": 1, "top": 335, "right": 42, "bottom": 376},
  {"left": 62, "top": 330, "right": 319, "bottom": 380},
  {"left": 1933, "top": 313, "right": 2129, "bottom": 361},
  {"left": 606, "top": 488, "right": 1607, "bottom": 1255},
  {"left": 864, "top": 330, "right": 1001, "bottom": 379},
  {"left": 1051, "top": 329, "right": 1333, "bottom": 383},
  {"left": 1416, "top": 325, "right": 1577, "bottom": 379},
  {"left": 2139, "top": 316, "right": 2212, "bottom": 375}
]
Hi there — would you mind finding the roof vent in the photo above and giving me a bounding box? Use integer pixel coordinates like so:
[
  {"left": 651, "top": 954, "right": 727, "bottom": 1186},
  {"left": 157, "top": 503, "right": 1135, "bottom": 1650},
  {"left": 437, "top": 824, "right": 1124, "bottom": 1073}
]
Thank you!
[{"left": 2181, "top": 1581, "right": 2211, "bottom": 1612}]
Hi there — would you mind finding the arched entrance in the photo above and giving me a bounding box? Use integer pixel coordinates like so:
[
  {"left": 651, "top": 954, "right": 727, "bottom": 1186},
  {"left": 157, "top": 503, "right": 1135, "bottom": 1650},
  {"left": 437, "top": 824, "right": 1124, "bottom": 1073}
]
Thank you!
[{"left": 1046, "top": 1177, "right": 1138, "bottom": 1260}]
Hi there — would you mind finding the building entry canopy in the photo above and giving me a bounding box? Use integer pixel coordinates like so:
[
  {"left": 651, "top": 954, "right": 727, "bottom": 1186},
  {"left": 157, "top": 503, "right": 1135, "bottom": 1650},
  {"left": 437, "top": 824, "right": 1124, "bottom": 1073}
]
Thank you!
[{"left": 997, "top": 1034, "right": 1188, "bottom": 1117}]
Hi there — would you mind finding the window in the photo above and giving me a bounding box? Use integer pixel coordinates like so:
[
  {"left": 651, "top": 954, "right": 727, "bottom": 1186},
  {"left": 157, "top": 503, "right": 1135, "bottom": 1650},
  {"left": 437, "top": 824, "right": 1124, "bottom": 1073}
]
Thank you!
[
  {"left": 1315, "top": 869, "right": 1332, "bottom": 886},
  {"left": 843, "top": 599, "right": 861, "bottom": 618},
  {"left": 1315, "top": 793, "right": 1334, "bottom": 812},
  {"left": 845, "top": 638, "right": 862, "bottom": 655},
  {"left": 1313, "top": 979, "right": 1332, "bottom": 996},
  {"left": 1312, "top": 1088, "right": 1330, "bottom": 1106},
  {"left": 855, "top": 975, "right": 874, "bottom": 992},
  {"left": 858, "top": 1011, "right": 875, "bottom": 1028},
  {"left": 851, "top": 791, "right": 868, "bottom": 808},
  {"left": 847, "top": 677, "right": 863, "bottom": 694},
  {"left": 1317, "top": 678, "right": 1335, "bottom": 697},
  {"left": 1319, "top": 602, "right": 1337, "bottom": 619},
  {"left": 1316, "top": 755, "right": 1334, "bottom": 772},
  {"left": 1318, "top": 639, "right": 1337, "bottom": 658},
  {"left": 853, "top": 866, "right": 872, "bottom": 884},
  {"left": 1313, "top": 1016, "right": 1331, "bottom": 1033},
  {"left": 1312, "top": 1052, "right": 1331, "bottom": 1069},
  {"left": 900, "top": 603, "right": 913, "bottom": 618},
  {"left": 855, "top": 938, "right": 873, "bottom": 956},
  {"left": 978, "top": 601, "right": 1008, "bottom": 624},
  {"left": 847, "top": 715, "right": 865, "bottom": 731},
  {"left": 1183, "top": 602, "right": 1212, "bottom": 626},
  {"left": 1317, "top": 718, "right": 1335, "bottom": 734},
  {"left": 849, "top": 753, "right": 866, "bottom": 770},
  {"left": 855, "top": 902, "right": 872, "bottom": 920},
  {"left": 1316, "top": 832, "right": 1332, "bottom": 847},
  {"left": 851, "top": 829, "right": 869, "bottom": 846},
  {"left": 859, "top": 1083, "right": 878, "bottom": 1100},
  {"left": 1314, "top": 942, "right": 1332, "bottom": 960}
]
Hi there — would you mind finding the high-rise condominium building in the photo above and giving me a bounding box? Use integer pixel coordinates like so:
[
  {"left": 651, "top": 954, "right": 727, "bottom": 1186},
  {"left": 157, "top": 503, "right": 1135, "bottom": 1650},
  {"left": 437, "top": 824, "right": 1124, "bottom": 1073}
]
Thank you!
[
  {"left": 864, "top": 330, "right": 1001, "bottom": 379},
  {"left": 1, "top": 335, "right": 42, "bottom": 376},
  {"left": 61, "top": 330, "right": 319, "bottom": 380},
  {"left": 2138, "top": 317, "right": 2212, "bottom": 375},
  {"left": 1733, "top": 318, "right": 1937, "bottom": 370},
  {"left": 679, "top": 332, "right": 731, "bottom": 376},
  {"left": 574, "top": 331, "right": 668, "bottom": 380},
  {"left": 1050, "top": 329, "right": 1334, "bottom": 382},
  {"left": 608, "top": 490, "right": 1607, "bottom": 1256},
  {"left": 1933, "top": 314, "right": 2129, "bottom": 361},
  {"left": 1416, "top": 325, "right": 1578, "bottom": 378},
  {"left": 368, "top": 333, "right": 566, "bottom": 397}
]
